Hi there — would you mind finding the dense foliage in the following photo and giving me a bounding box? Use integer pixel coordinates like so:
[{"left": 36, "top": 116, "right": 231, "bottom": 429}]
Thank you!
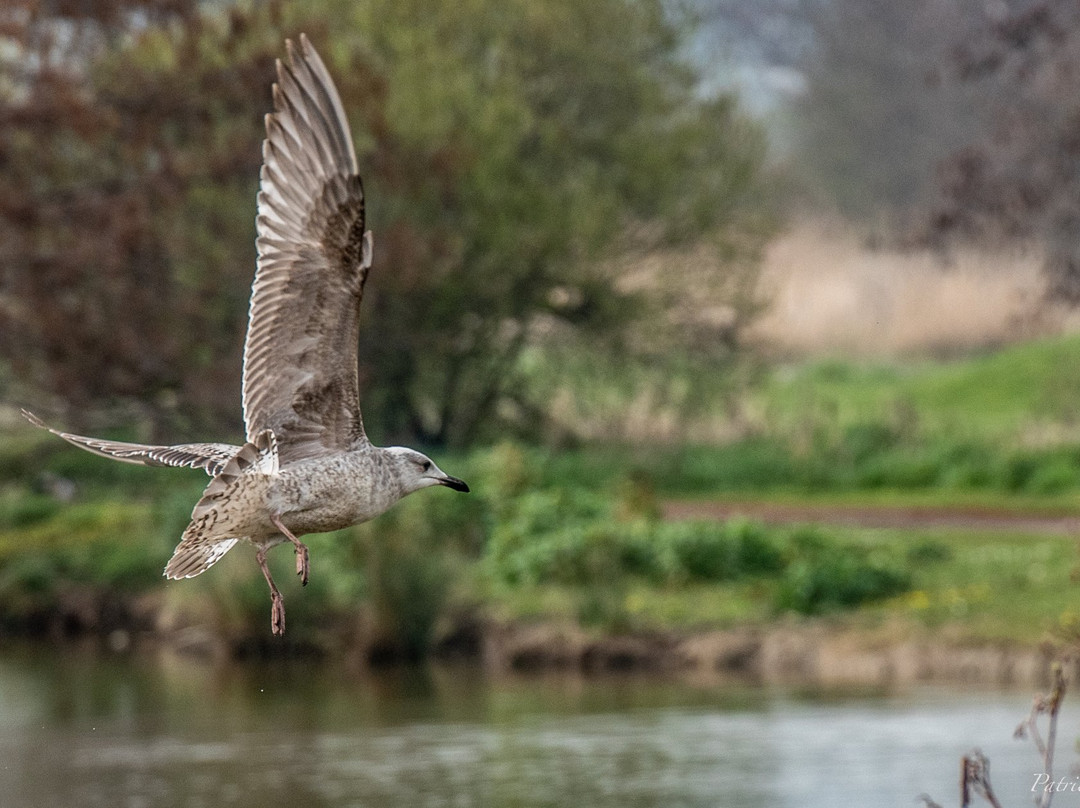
[
  {"left": 0, "top": 0, "right": 772, "bottom": 445},
  {"left": 0, "top": 438, "right": 927, "bottom": 644},
  {"left": 483, "top": 473, "right": 913, "bottom": 624}
]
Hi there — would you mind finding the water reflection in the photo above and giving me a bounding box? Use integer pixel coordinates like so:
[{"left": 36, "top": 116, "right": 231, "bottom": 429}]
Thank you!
[{"left": 0, "top": 643, "right": 1066, "bottom": 808}]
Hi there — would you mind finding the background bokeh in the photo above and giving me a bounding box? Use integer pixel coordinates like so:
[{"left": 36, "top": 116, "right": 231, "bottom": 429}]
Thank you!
[{"left": 0, "top": 2, "right": 1077, "bottom": 805}]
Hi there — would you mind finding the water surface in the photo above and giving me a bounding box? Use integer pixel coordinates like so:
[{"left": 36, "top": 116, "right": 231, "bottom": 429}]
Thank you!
[{"left": 0, "top": 643, "right": 1069, "bottom": 807}]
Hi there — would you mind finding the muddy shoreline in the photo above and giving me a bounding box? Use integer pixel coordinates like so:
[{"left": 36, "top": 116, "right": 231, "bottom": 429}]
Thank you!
[
  {"left": 7, "top": 587, "right": 1067, "bottom": 689},
  {"left": 473, "top": 619, "right": 1068, "bottom": 689}
]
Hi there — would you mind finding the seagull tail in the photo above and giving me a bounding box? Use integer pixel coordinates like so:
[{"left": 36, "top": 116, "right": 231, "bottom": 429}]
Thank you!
[
  {"left": 164, "top": 538, "right": 239, "bottom": 579},
  {"left": 164, "top": 430, "right": 279, "bottom": 580}
]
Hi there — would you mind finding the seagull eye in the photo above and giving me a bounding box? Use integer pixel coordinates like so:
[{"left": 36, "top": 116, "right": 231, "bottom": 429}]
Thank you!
[{"left": 420, "top": 460, "right": 431, "bottom": 472}]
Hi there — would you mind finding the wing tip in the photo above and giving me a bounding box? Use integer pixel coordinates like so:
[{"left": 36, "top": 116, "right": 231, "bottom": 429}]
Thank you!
[
  {"left": 288, "top": 33, "right": 315, "bottom": 63},
  {"left": 21, "top": 408, "right": 47, "bottom": 429},
  {"left": 285, "top": 36, "right": 301, "bottom": 69}
]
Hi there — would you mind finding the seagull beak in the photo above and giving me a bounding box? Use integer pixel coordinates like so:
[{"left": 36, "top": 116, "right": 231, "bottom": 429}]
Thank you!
[{"left": 439, "top": 475, "right": 470, "bottom": 493}]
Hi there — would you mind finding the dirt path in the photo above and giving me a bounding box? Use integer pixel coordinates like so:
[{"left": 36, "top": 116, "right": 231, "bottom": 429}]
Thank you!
[{"left": 662, "top": 500, "right": 1080, "bottom": 534}]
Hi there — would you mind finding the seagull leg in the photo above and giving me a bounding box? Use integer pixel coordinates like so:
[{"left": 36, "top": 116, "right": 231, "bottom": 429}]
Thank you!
[
  {"left": 256, "top": 547, "right": 285, "bottom": 636},
  {"left": 270, "top": 513, "right": 309, "bottom": 586}
]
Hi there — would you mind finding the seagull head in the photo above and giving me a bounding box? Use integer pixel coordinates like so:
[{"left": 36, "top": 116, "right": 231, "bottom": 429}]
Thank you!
[{"left": 386, "top": 446, "right": 470, "bottom": 495}]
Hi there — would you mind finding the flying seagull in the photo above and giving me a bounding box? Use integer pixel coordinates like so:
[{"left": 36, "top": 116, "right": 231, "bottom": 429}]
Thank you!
[{"left": 23, "top": 35, "right": 469, "bottom": 636}]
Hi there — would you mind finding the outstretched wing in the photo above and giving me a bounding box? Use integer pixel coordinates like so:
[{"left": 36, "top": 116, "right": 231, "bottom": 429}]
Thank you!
[
  {"left": 22, "top": 410, "right": 240, "bottom": 477},
  {"left": 243, "top": 34, "right": 373, "bottom": 464}
]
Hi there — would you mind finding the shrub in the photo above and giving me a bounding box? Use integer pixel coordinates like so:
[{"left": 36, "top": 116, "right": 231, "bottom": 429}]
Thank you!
[
  {"left": 660, "top": 519, "right": 784, "bottom": 582},
  {"left": 664, "top": 521, "right": 741, "bottom": 581},
  {"left": 906, "top": 538, "right": 952, "bottom": 564},
  {"left": 0, "top": 554, "right": 59, "bottom": 628},
  {"left": 729, "top": 519, "right": 788, "bottom": 576},
  {"left": 368, "top": 532, "right": 450, "bottom": 659},
  {"left": 1023, "top": 456, "right": 1080, "bottom": 494},
  {"left": 840, "top": 422, "right": 901, "bottom": 464},
  {"left": 486, "top": 488, "right": 612, "bottom": 584},
  {"left": 773, "top": 529, "right": 911, "bottom": 615},
  {"left": 0, "top": 493, "right": 60, "bottom": 529}
]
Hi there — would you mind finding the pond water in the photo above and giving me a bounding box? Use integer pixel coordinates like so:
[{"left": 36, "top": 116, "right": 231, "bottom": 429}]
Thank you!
[{"left": 0, "top": 643, "right": 1072, "bottom": 808}]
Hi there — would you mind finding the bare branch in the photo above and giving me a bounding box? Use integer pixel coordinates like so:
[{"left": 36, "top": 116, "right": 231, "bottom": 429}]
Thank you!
[
  {"left": 1016, "top": 663, "right": 1068, "bottom": 808},
  {"left": 925, "top": 662, "right": 1068, "bottom": 808},
  {"left": 961, "top": 751, "right": 1004, "bottom": 808}
]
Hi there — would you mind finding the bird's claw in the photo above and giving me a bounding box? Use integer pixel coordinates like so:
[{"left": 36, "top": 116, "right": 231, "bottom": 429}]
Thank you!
[
  {"left": 271, "top": 593, "right": 285, "bottom": 636},
  {"left": 295, "top": 544, "right": 309, "bottom": 586}
]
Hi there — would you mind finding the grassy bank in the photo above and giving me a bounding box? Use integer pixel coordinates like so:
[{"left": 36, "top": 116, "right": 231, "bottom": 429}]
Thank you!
[
  {"left": 755, "top": 334, "right": 1080, "bottom": 440},
  {"left": 2, "top": 334, "right": 1080, "bottom": 654},
  {"left": 0, "top": 439, "right": 1076, "bottom": 654}
]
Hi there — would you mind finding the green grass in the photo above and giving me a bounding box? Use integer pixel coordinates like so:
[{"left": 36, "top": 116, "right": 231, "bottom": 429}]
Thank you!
[
  {"left": 4, "top": 333, "right": 1080, "bottom": 646},
  {"left": 11, "top": 335, "right": 1080, "bottom": 503},
  {"left": 0, "top": 438, "right": 1075, "bottom": 646},
  {"left": 483, "top": 579, "right": 774, "bottom": 628},
  {"left": 859, "top": 528, "right": 1079, "bottom": 643},
  {"left": 670, "top": 487, "right": 1080, "bottom": 513},
  {"left": 503, "top": 435, "right": 1080, "bottom": 501},
  {"left": 487, "top": 526, "right": 1080, "bottom": 644},
  {"left": 756, "top": 334, "right": 1080, "bottom": 439}
]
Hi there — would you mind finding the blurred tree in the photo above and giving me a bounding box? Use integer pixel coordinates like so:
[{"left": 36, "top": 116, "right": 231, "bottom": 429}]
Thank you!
[
  {"left": 0, "top": 0, "right": 773, "bottom": 446},
  {"left": 925, "top": 2, "right": 1080, "bottom": 302},
  {"left": 0, "top": 0, "right": 280, "bottom": 433},
  {"left": 787, "top": 0, "right": 1009, "bottom": 225}
]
